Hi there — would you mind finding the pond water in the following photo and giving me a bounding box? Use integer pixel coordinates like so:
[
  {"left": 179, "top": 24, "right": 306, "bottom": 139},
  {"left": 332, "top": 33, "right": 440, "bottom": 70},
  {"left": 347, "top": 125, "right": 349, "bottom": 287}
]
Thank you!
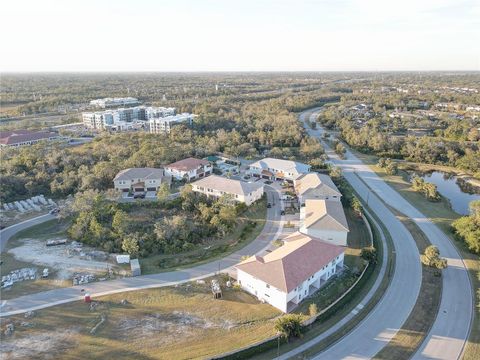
[{"left": 420, "top": 171, "right": 480, "bottom": 215}]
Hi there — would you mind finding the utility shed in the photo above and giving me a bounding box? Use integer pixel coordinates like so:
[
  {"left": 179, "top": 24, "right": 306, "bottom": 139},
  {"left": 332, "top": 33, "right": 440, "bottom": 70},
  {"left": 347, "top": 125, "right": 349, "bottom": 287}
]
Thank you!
[{"left": 131, "top": 259, "right": 141, "bottom": 277}]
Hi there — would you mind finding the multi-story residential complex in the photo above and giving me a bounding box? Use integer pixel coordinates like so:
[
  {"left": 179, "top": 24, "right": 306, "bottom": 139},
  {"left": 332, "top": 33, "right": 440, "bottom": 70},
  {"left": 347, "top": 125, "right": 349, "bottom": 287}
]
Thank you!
[
  {"left": 294, "top": 173, "right": 342, "bottom": 205},
  {"left": 248, "top": 158, "right": 311, "bottom": 182},
  {"left": 0, "top": 129, "right": 61, "bottom": 147},
  {"left": 82, "top": 106, "right": 186, "bottom": 131},
  {"left": 149, "top": 113, "right": 195, "bottom": 134},
  {"left": 299, "top": 199, "right": 349, "bottom": 246},
  {"left": 191, "top": 175, "right": 264, "bottom": 206},
  {"left": 89, "top": 97, "right": 140, "bottom": 108},
  {"left": 144, "top": 106, "right": 176, "bottom": 119},
  {"left": 113, "top": 168, "right": 171, "bottom": 193},
  {"left": 165, "top": 157, "right": 212, "bottom": 181},
  {"left": 236, "top": 231, "right": 345, "bottom": 312}
]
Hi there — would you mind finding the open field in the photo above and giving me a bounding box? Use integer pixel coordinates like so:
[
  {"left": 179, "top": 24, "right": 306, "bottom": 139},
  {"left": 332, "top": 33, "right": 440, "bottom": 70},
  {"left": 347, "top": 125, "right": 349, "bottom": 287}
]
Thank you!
[
  {"left": 352, "top": 150, "right": 480, "bottom": 360},
  {"left": 0, "top": 277, "right": 281, "bottom": 360}
]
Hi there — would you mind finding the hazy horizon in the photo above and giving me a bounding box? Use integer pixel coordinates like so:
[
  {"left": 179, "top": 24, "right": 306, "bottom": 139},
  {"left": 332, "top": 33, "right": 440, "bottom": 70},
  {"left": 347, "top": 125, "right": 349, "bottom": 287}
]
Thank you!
[{"left": 1, "top": 0, "right": 479, "bottom": 72}]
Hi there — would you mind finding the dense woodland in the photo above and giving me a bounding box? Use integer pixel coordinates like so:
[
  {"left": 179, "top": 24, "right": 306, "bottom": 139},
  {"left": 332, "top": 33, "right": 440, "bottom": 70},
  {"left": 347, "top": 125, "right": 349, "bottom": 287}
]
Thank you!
[
  {"left": 1, "top": 73, "right": 336, "bottom": 203},
  {"left": 66, "top": 186, "right": 246, "bottom": 257},
  {"left": 321, "top": 76, "right": 480, "bottom": 173},
  {"left": 1, "top": 72, "right": 479, "bottom": 255}
]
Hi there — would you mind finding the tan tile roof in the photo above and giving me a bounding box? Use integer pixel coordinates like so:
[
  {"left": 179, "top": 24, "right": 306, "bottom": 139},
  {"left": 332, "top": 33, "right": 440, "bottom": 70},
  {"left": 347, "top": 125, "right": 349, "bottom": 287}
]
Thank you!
[
  {"left": 249, "top": 158, "right": 310, "bottom": 177},
  {"left": 114, "top": 168, "right": 166, "bottom": 181},
  {"left": 236, "top": 232, "right": 344, "bottom": 293},
  {"left": 166, "top": 157, "right": 210, "bottom": 171},
  {"left": 192, "top": 175, "right": 263, "bottom": 196},
  {"left": 295, "top": 173, "right": 341, "bottom": 198},
  {"left": 303, "top": 199, "right": 349, "bottom": 232}
]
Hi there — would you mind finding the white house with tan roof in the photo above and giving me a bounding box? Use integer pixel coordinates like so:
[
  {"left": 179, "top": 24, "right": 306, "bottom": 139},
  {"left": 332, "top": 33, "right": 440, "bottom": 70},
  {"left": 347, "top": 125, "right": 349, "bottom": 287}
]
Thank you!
[
  {"left": 113, "top": 168, "right": 171, "bottom": 193},
  {"left": 247, "top": 158, "right": 310, "bottom": 182},
  {"left": 191, "top": 175, "right": 264, "bottom": 206},
  {"left": 236, "top": 232, "right": 345, "bottom": 312},
  {"left": 164, "top": 157, "right": 212, "bottom": 181},
  {"left": 294, "top": 173, "right": 341, "bottom": 205},
  {"left": 300, "top": 199, "right": 349, "bottom": 246}
]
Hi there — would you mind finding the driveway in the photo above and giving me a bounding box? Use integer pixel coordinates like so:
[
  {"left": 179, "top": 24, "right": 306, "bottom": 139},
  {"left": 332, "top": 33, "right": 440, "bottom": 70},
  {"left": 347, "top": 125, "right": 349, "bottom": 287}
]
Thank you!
[{"left": 0, "top": 186, "right": 284, "bottom": 316}]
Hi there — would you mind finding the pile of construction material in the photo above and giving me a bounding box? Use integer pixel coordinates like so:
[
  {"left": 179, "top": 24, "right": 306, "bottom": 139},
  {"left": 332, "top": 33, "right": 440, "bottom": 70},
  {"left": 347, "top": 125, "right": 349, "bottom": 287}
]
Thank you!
[
  {"left": 1, "top": 195, "right": 56, "bottom": 213},
  {"left": 1, "top": 268, "right": 37, "bottom": 288},
  {"left": 65, "top": 241, "right": 108, "bottom": 261},
  {"left": 72, "top": 273, "right": 96, "bottom": 286}
]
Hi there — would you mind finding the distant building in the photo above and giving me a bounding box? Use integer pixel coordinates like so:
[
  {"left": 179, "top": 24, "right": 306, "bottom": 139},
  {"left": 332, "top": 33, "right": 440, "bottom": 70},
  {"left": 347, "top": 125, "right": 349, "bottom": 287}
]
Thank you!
[
  {"left": 0, "top": 129, "right": 60, "bottom": 147},
  {"left": 113, "top": 168, "right": 171, "bottom": 193},
  {"left": 191, "top": 175, "right": 264, "bottom": 206},
  {"left": 299, "top": 199, "right": 349, "bottom": 246},
  {"left": 144, "top": 106, "right": 176, "bottom": 119},
  {"left": 90, "top": 97, "right": 140, "bottom": 108},
  {"left": 165, "top": 157, "right": 212, "bottom": 181},
  {"left": 236, "top": 231, "right": 345, "bottom": 312},
  {"left": 294, "top": 173, "right": 341, "bottom": 205},
  {"left": 248, "top": 158, "right": 311, "bottom": 182},
  {"left": 82, "top": 106, "right": 186, "bottom": 131},
  {"left": 149, "top": 113, "right": 195, "bottom": 134}
]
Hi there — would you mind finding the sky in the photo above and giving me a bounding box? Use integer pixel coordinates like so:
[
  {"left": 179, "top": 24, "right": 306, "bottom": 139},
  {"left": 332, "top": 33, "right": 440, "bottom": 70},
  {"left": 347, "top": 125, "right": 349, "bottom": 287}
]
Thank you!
[{"left": 1, "top": 0, "right": 479, "bottom": 72}]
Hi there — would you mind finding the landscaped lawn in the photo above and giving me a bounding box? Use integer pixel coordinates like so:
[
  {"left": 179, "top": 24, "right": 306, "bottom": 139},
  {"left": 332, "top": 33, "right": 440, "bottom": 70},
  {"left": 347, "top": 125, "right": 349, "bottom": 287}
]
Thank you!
[{"left": 0, "top": 277, "right": 281, "bottom": 360}]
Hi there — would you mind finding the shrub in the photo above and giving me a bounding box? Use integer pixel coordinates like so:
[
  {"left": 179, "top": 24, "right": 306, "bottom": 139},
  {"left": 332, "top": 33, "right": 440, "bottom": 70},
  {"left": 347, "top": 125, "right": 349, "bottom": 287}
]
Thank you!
[
  {"left": 308, "top": 303, "right": 318, "bottom": 316},
  {"left": 274, "top": 314, "right": 303, "bottom": 341},
  {"left": 361, "top": 247, "right": 377, "bottom": 263},
  {"left": 420, "top": 245, "right": 448, "bottom": 269}
]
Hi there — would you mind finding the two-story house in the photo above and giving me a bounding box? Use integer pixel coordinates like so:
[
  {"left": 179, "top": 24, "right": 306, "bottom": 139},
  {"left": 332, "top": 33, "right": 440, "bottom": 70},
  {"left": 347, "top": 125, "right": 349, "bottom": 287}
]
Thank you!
[
  {"left": 164, "top": 157, "right": 212, "bottom": 181},
  {"left": 294, "top": 173, "right": 342, "bottom": 205},
  {"left": 248, "top": 158, "right": 310, "bottom": 182},
  {"left": 191, "top": 175, "right": 264, "bottom": 206},
  {"left": 299, "top": 199, "right": 349, "bottom": 246},
  {"left": 236, "top": 232, "right": 345, "bottom": 312},
  {"left": 113, "top": 168, "right": 170, "bottom": 193}
]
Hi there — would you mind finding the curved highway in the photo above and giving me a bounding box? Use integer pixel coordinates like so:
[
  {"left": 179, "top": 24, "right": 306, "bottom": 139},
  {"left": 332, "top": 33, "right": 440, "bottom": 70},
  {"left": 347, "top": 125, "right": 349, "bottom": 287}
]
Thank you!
[{"left": 293, "top": 108, "right": 472, "bottom": 360}]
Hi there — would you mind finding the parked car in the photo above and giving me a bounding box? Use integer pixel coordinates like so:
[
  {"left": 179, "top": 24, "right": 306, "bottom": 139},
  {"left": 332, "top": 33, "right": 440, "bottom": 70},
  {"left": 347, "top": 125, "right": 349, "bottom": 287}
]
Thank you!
[
  {"left": 264, "top": 180, "right": 272, "bottom": 185},
  {"left": 49, "top": 208, "right": 60, "bottom": 215},
  {"left": 133, "top": 193, "right": 146, "bottom": 199},
  {"left": 280, "top": 210, "right": 285, "bottom": 215},
  {"left": 267, "top": 203, "right": 272, "bottom": 208}
]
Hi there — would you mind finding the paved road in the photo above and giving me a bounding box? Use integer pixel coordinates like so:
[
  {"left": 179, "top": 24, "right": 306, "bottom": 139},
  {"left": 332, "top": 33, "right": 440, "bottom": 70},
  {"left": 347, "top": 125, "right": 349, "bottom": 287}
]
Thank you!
[
  {"left": 293, "top": 108, "right": 472, "bottom": 360},
  {"left": 277, "top": 109, "right": 422, "bottom": 359},
  {"left": 0, "top": 213, "right": 56, "bottom": 252},
  {"left": 0, "top": 186, "right": 283, "bottom": 316}
]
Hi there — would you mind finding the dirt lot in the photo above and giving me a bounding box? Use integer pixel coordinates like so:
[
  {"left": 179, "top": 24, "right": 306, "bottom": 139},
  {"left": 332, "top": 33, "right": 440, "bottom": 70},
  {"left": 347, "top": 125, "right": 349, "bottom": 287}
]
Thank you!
[
  {"left": 7, "top": 238, "right": 117, "bottom": 280},
  {"left": 1, "top": 229, "right": 127, "bottom": 300},
  {"left": 0, "top": 279, "right": 280, "bottom": 360}
]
